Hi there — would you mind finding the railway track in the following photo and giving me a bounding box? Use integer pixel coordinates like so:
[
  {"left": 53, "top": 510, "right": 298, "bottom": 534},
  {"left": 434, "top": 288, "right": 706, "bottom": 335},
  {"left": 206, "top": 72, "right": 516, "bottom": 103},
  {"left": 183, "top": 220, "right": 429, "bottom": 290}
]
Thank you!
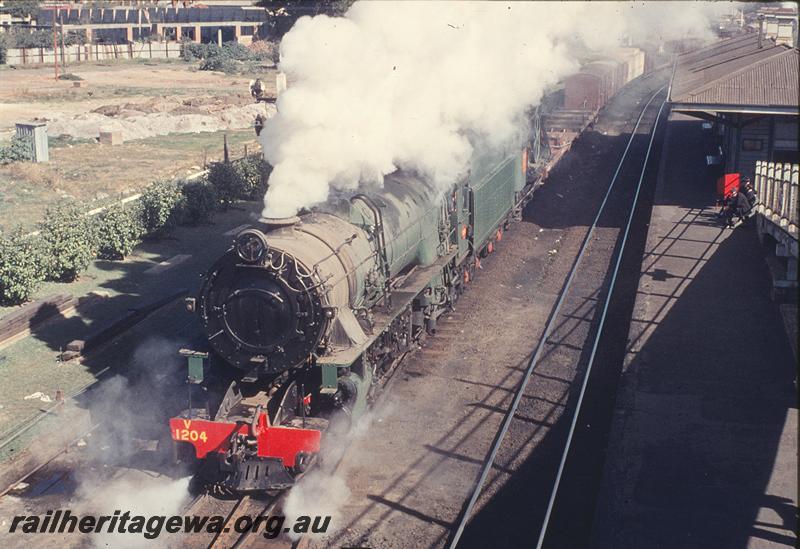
[
  {"left": 0, "top": 296, "right": 194, "bottom": 484},
  {"left": 447, "top": 86, "right": 669, "bottom": 548},
  {"left": 214, "top": 496, "right": 273, "bottom": 548},
  {"left": 0, "top": 423, "right": 102, "bottom": 499},
  {"left": 289, "top": 72, "right": 671, "bottom": 548}
]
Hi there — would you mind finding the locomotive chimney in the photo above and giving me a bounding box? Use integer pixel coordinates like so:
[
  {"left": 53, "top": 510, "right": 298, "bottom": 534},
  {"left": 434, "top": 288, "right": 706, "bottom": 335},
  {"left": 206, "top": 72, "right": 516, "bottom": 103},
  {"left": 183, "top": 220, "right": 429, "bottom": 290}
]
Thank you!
[{"left": 258, "top": 215, "right": 301, "bottom": 230}]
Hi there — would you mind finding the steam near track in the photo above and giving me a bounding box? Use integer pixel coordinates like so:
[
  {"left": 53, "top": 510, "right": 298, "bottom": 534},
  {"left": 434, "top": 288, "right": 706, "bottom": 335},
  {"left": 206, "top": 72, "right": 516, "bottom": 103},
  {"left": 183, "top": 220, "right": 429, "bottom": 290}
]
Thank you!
[{"left": 259, "top": 1, "right": 728, "bottom": 218}]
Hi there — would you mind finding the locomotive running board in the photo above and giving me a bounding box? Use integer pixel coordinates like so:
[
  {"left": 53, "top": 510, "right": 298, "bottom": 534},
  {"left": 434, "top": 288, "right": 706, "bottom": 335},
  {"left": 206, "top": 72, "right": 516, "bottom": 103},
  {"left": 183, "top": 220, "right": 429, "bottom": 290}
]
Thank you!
[{"left": 321, "top": 247, "right": 459, "bottom": 367}]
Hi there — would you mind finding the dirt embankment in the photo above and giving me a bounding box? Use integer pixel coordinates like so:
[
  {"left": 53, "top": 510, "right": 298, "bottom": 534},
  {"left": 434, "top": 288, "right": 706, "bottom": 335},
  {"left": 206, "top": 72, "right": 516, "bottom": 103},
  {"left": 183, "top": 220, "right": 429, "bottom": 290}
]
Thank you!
[
  {"left": 44, "top": 94, "right": 275, "bottom": 141},
  {"left": 0, "top": 63, "right": 280, "bottom": 140}
]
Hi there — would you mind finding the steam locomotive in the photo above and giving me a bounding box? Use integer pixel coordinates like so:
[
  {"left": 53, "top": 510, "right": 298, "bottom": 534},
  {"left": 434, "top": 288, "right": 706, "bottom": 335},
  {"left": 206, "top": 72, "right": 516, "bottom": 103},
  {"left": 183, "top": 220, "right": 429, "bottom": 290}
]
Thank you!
[{"left": 169, "top": 132, "right": 548, "bottom": 493}]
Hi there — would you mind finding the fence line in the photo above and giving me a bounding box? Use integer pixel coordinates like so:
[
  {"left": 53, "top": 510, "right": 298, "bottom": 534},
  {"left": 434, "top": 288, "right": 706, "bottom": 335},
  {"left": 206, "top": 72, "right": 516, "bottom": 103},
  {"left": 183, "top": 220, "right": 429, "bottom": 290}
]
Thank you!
[
  {"left": 754, "top": 161, "right": 799, "bottom": 238},
  {"left": 4, "top": 41, "right": 184, "bottom": 66}
]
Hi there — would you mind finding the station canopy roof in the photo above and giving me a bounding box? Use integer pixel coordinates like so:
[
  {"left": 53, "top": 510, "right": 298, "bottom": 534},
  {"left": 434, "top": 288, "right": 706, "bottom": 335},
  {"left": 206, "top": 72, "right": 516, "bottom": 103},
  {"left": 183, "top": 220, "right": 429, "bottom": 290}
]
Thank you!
[{"left": 669, "top": 33, "right": 799, "bottom": 116}]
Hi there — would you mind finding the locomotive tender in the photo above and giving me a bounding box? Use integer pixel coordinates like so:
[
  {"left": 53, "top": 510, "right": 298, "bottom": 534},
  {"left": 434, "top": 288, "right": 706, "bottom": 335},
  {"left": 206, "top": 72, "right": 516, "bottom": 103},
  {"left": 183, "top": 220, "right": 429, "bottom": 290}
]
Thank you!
[{"left": 169, "top": 144, "right": 545, "bottom": 492}]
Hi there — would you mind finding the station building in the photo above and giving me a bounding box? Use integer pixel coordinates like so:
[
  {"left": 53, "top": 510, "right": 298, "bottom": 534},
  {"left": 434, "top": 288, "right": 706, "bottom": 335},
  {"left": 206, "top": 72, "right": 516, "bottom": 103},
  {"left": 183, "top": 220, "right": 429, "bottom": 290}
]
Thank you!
[
  {"left": 668, "top": 32, "right": 799, "bottom": 182},
  {"left": 669, "top": 32, "right": 799, "bottom": 294}
]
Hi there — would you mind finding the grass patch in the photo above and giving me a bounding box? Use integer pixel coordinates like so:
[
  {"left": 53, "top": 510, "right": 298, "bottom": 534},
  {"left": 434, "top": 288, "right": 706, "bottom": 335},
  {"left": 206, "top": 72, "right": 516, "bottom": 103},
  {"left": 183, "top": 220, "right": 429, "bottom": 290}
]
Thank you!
[
  {"left": 48, "top": 135, "right": 96, "bottom": 149},
  {"left": 0, "top": 129, "right": 259, "bottom": 233}
]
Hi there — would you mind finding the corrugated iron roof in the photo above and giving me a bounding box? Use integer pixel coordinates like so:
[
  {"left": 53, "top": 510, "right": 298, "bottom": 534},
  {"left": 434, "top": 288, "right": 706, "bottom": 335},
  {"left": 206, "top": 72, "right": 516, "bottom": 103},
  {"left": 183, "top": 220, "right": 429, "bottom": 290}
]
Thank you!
[{"left": 669, "top": 33, "right": 799, "bottom": 112}]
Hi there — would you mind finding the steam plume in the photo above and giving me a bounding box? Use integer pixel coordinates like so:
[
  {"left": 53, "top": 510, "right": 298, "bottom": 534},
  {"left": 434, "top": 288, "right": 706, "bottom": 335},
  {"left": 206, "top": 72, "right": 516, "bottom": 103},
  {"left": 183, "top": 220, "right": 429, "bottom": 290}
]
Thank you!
[
  {"left": 282, "top": 402, "right": 395, "bottom": 540},
  {"left": 260, "top": 1, "right": 727, "bottom": 218}
]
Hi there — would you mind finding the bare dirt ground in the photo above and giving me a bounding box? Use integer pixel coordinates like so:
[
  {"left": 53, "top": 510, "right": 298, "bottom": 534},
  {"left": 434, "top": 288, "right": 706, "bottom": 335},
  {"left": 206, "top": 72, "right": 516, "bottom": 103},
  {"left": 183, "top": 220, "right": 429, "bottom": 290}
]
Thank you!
[
  {"left": 0, "top": 62, "right": 278, "bottom": 134},
  {"left": 0, "top": 62, "right": 277, "bottom": 232}
]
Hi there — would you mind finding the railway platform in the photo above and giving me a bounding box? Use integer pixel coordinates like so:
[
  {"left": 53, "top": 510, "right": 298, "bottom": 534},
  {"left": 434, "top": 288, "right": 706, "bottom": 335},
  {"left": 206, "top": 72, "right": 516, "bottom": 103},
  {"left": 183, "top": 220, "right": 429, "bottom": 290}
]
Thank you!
[{"left": 590, "top": 113, "right": 798, "bottom": 548}]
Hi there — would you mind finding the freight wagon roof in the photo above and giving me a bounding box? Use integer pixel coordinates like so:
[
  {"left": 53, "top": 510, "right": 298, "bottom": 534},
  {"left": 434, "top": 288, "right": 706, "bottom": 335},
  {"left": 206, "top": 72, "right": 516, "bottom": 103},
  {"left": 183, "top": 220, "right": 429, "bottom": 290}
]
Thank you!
[
  {"left": 669, "top": 33, "right": 799, "bottom": 114},
  {"left": 582, "top": 61, "right": 618, "bottom": 78}
]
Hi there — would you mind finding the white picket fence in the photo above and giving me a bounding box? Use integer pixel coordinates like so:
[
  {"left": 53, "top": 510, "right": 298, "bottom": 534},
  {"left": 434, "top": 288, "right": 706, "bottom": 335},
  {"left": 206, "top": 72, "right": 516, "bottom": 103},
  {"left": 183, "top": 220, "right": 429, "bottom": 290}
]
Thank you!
[{"left": 754, "top": 161, "right": 798, "bottom": 238}]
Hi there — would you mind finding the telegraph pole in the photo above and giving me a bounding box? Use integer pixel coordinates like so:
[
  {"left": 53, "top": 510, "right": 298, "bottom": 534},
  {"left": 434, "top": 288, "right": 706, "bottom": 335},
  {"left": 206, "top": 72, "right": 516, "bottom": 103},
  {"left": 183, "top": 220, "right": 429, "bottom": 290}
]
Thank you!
[
  {"left": 45, "top": 5, "right": 71, "bottom": 80},
  {"left": 52, "top": 6, "right": 59, "bottom": 80}
]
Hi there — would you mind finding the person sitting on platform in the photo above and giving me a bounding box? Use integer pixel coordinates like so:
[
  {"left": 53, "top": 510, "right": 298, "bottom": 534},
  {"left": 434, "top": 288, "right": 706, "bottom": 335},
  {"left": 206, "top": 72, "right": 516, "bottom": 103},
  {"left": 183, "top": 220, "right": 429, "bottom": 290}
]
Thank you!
[
  {"left": 723, "top": 187, "right": 752, "bottom": 228},
  {"left": 742, "top": 177, "right": 758, "bottom": 210}
]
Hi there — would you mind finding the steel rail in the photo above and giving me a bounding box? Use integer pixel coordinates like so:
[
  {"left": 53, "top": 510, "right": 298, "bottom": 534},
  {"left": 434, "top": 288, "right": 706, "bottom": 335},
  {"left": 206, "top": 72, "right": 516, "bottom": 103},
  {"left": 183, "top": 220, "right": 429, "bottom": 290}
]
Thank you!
[
  {"left": 229, "top": 497, "right": 283, "bottom": 549},
  {"left": 535, "top": 94, "right": 668, "bottom": 549},
  {"left": 205, "top": 494, "right": 254, "bottom": 549},
  {"left": 0, "top": 422, "right": 102, "bottom": 498},
  {"left": 0, "top": 299, "right": 193, "bottom": 453},
  {"left": 446, "top": 84, "right": 668, "bottom": 549}
]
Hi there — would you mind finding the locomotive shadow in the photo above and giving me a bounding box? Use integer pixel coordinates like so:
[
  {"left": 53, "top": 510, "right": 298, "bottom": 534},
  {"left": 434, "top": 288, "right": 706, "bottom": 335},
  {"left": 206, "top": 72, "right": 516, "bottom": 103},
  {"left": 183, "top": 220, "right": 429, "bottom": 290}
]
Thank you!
[{"left": 25, "top": 201, "right": 261, "bottom": 358}]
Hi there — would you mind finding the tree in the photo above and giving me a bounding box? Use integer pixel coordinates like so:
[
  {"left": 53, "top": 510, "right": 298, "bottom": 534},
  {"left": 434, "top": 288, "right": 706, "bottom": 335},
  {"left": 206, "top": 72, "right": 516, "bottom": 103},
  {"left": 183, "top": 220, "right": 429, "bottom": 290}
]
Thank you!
[
  {"left": 254, "top": 0, "right": 355, "bottom": 38},
  {"left": 255, "top": 0, "right": 355, "bottom": 16},
  {"left": 4, "top": 0, "right": 40, "bottom": 20}
]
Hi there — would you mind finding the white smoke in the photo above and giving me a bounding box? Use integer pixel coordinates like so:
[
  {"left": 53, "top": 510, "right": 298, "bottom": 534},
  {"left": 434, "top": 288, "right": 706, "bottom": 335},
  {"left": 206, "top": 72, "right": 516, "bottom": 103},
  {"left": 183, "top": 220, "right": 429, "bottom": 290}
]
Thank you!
[
  {"left": 259, "top": 1, "right": 728, "bottom": 218},
  {"left": 282, "top": 401, "right": 395, "bottom": 540},
  {"left": 70, "top": 337, "right": 191, "bottom": 548},
  {"left": 75, "top": 475, "right": 191, "bottom": 548}
]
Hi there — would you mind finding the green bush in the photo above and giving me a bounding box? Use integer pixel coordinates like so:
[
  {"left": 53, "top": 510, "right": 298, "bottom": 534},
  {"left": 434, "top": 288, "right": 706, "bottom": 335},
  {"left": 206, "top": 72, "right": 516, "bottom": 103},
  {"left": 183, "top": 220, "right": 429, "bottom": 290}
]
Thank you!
[
  {"left": 236, "top": 155, "right": 270, "bottom": 200},
  {"left": 58, "top": 72, "right": 83, "bottom": 81},
  {"left": 197, "top": 42, "right": 255, "bottom": 73},
  {"left": 180, "top": 179, "right": 218, "bottom": 225},
  {"left": 182, "top": 41, "right": 213, "bottom": 61},
  {"left": 221, "top": 42, "right": 251, "bottom": 59},
  {"left": 139, "top": 180, "right": 183, "bottom": 235},
  {"left": 206, "top": 161, "right": 242, "bottom": 207},
  {"left": 96, "top": 202, "right": 143, "bottom": 260},
  {"left": 0, "top": 136, "right": 34, "bottom": 165},
  {"left": 0, "top": 231, "right": 46, "bottom": 305},
  {"left": 200, "top": 54, "right": 238, "bottom": 74},
  {"left": 183, "top": 41, "right": 272, "bottom": 73},
  {"left": 39, "top": 202, "right": 97, "bottom": 282},
  {"left": 207, "top": 157, "right": 270, "bottom": 206}
]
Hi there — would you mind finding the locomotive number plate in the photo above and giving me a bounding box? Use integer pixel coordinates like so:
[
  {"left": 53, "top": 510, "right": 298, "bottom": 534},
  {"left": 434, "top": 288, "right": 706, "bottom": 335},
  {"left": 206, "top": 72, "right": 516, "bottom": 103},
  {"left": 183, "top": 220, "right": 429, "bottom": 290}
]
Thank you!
[
  {"left": 174, "top": 428, "right": 208, "bottom": 443},
  {"left": 173, "top": 420, "right": 208, "bottom": 443}
]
